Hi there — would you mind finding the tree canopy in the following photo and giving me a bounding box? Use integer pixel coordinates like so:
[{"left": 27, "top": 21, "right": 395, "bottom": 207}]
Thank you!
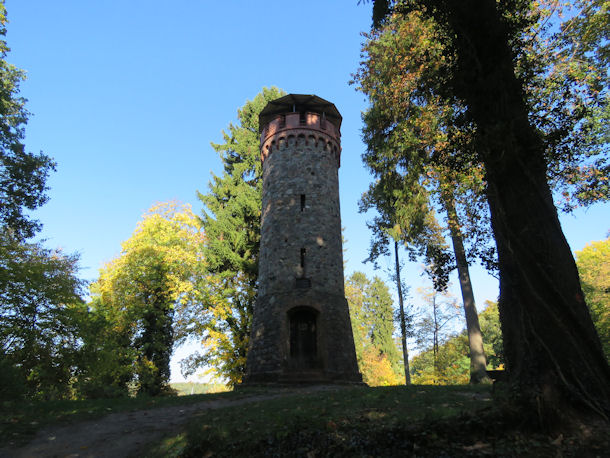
[
  {"left": 576, "top": 236, "right": 610, "bottom": 362},
  {"left": 0, "top": 231, "right": 84, "bottom": 400},
  {"left": 0, "top": 2, "right": 85, "bottom": 401},
  {"left": 0, "top": 3, "right": 55, "bottom": 240},
  {"left": 362, "top": 0, "right": 610, "bottom": 420},
  {"left": 88, "top": 202, "right": 204, "bottom": 396}
]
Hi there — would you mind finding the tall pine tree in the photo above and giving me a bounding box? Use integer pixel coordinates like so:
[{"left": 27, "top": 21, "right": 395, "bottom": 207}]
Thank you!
[{"left": 195, "top": 87, "right": 285, "bottom": 385}]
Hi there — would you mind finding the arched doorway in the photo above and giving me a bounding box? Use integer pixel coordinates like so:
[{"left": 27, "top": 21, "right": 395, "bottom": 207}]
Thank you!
[{"left": 289, "top": 307, "right": 318, "bottom": 369}]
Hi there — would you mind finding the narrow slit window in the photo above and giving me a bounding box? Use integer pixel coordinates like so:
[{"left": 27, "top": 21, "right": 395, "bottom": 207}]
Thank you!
[
  {"left": 300, "top": 248, "right": 306, "bottom": 268},
  {"left": 279, "top": 114, "right": 286, "bottom": 128},
  {"left": 299, "top": 112, "right": 306, "bottom": 125},
  {"left": 300, "top": 194, "right": 306, "bottom": 212}
]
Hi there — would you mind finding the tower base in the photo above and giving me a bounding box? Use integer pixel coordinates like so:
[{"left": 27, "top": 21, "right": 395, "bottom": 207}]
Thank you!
[{"left": 244, "top": 290, "right": 362, "bottom": 384}]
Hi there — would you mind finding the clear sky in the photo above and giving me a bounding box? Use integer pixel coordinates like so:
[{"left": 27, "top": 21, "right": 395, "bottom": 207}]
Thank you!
[{"left": 6, "top": 1, "right": 609, "bottom": 382}]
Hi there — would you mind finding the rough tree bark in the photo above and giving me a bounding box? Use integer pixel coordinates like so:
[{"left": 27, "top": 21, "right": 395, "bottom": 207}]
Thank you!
[
  {"left": 425, "top": 0, "right": 610, "bottom": 421},
  {"left": 441, "top": 191, "right": 489, "bottom": 384},
  {"left": 394, "top": 241, "right": 411, "bottom": 385}
]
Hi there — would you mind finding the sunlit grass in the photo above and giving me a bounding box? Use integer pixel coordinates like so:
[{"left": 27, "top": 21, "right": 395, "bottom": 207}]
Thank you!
[{"left": 171, "top": 382, "right": 229, "bottom": 396}]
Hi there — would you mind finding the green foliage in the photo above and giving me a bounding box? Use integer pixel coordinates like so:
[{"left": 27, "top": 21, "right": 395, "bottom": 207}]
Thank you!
[
  {"left": 192, "top": 87, "right": 285, "bottom": 386},
  {"left": 411, "top": 300, "right": 504, "bottom": 384},
  {"left": 478, "top": 300, "right": 504, "bottom": 369},
  {"left": 535, "top": 0, "right": 610, "bottom": 210},
  {"left": 353, "top": 8, "right": 497, "bottom": 288},
  {"left": 410, "top": 335, "right": 470, "bottom": 385},
  {"left": 0, "top": 231, "right": 84, "bottom": 400},
  {"left": 0, "top": 2, "right": 55, "bottom": 240},
  {"left": 0, "top": 3, "right": 86, "bottom": 401},
  {"left": 86, "top": 202, "right": 204, "bottom": 397},
  {"left": 576, "top": 237, "right": 610, "bottom": 361},
  {"left": 346, "top": 271, "right": 402, "bottom": 385}
]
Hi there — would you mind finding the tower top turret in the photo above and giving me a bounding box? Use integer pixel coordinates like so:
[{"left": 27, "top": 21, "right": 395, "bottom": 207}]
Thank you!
[
  {"left": 259, "top": 94, "right": 342, "bottom": 132},
  {"left": 258, "top": 94, "right": 342, "bottom": 165}
]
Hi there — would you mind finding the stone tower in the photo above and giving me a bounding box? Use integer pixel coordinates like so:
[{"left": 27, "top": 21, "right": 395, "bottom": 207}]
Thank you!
[{"left": 244, "top": 94, "right": 361, "bottom": 384}]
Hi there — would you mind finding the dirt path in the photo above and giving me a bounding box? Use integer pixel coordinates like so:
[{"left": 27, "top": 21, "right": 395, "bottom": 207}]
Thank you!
[{"left": 0, "top": 386, "right": 342, "bottom": 458}]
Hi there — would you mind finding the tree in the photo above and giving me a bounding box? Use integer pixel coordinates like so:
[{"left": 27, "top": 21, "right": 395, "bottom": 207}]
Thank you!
[
  {"left": 413, "top": 287, "right": 460, "bottom": 383},
  {"left": 440, "top": 185, "right": 489, "bottom": 383},
  {"left": 534, "top": 0, "right": 610, "bottom": 211},
  {"left": 0, "top": 2, "right": 55, "bottom": 240},
  {"left": 0, "top": 231, "right": 84, "bottom": 400},
  {"left": 410, "top": 335, "right": 469, "bottom": 385},
  {"left": 90, "top": 202, "right": 204, "bottom": 396},
  {"left": 368, "top": 275, "right": 402, "bottom": 370},
  {"left": 358, "top": 171, "right": 445, "bottom": 385},
  {"left": 360, "top": 345, "right": 402, "bottom": 386},
  {"left": 411, "top": 298, "right": 504, "bottom": 384},
  {"left": 0, "top": 3, "right": 86, "bottom": 400},
  {"left": 576, "top": 237, "right": 610, "bottom": 362},
  {"left": 191, "top": 87, "right": 285, "bottom": 386},
  {"left": 478, "top": 300, "right": 504, "bottom": 370},
  {"left": 72, "top": 295, "right": 139, "bottom": 398},
  {"left": 367, "top": 0, "right": 610, "bottom": 421},
  {"left": 346, "top": 271, "right": 402, "bottom": 385},
  {"left": 353, "top": 9, "right": 492, "bottom": 384}
]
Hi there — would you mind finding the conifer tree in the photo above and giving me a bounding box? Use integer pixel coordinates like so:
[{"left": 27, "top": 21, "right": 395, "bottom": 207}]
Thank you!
[
  {"left": 194, "top": 87, "right": 285, "bottom": 385},
  {"left": 346, "top": 271, "right": 402, "bottom": 385}
]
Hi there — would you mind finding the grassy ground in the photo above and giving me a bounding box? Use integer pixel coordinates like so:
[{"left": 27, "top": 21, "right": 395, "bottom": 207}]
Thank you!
[
  {"left": 148, "top": 384, "right": 609, "bottom": 457},
  {"left": 0, "top": 388, "right": 255, "bottom": 447},
  {"left": 4, "top": 385, "right": 608, "bottom": 456}
]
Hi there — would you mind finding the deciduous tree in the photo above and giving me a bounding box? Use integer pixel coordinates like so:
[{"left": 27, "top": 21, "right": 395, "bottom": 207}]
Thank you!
[
  {"left": 411, "top": 299, "right": 504, "bottom": 384},
  {"left": 366, "top": 0, "right": 610, "bottom": 420},
  {"left": 576, "top": 237, "right": 610, "bottom": 362},
  {"left": 413, "top": 287, "right": 460, "bottom": 382},
  {"left": 353, "top": 9, "right": 492, "bottom": 384},
  {"left": 0, "top": 2, "right": 55, "bottom": 240},
  {"left": 90, "top": 202, "right": 204, "bottom": 396},
  {"left": 0, "top": 231, "right": 84, "bottom": 400}
]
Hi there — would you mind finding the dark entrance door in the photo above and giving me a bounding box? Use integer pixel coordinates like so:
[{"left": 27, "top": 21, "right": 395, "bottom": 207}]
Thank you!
[{"left": 289, "top": 308, "right": 317, "bottom": 369}]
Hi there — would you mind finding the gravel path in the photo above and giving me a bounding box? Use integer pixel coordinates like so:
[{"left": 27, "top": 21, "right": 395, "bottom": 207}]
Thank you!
[{"left": 0, "top": 386, "right": 342, "bottom": 458}]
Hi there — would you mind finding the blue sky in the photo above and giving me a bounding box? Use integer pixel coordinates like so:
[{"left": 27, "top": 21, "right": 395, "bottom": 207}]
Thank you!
[{"left": 6, "top": 1, "right": 609, "bottom": 381}]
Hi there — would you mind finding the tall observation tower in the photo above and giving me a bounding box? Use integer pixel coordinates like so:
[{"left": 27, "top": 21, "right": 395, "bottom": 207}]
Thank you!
[{"left": 244, "top": 94, "right": 361, "bottom": 384}]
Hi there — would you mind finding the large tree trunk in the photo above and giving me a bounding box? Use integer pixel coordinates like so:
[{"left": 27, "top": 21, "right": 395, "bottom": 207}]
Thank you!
[
  {"left": 428, "top": 0, "right": 610, "bottom": 420},
  {"left": 394, "top": 241, "right": 411, "bottom": 385},
  {"left": 442, "top": 192, "right": 489, "bottom": 384}
]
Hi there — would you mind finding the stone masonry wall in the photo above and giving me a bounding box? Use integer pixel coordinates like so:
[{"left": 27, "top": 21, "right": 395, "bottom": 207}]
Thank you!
[
  {"left": 244, "top": 106, "right": 361, "bottom": 384},
  {"left": 257, "top": 134, "right": 344, "bottom": 298}
]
